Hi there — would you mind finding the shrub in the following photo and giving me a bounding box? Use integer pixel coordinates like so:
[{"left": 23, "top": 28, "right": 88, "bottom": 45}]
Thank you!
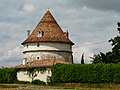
[
  {"left": 51, "top": 63, "right": 120, "bottom": 83},
  {"left": 0, "top": 68, "right": 17, "bottom": 83},
  {"left": 31, "top": 79, "right": 46, "bottom": 85}
]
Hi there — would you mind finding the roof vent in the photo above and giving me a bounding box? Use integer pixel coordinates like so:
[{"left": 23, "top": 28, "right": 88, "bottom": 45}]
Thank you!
[
  {"left": 23, "top": 58, "right": 27, "bottom": 65},
  {"left": 27, "top": 30, "right": 30, "bottom": 37},
  {"left": 66, "top": 30, "right": 69, "bottom": 37}
]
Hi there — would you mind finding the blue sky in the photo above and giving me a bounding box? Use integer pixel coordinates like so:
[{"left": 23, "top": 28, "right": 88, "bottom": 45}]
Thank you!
[{"left": 0, "top": 0, "right": 120, "bottom": 67}]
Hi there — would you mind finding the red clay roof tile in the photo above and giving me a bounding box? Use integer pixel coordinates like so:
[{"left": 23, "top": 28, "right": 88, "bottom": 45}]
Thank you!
[
  {"left": 13, "top": 59, "right": 70, "bottom": 68},
  {"left": 22, "top": 10, "right": 74, "bottom": 45}
]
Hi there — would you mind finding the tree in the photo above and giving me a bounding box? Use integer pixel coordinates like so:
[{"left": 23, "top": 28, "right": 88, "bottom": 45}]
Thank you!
[
  {"left": 81, "top": 53, "right": 85, "bottom": 64},
  {"left": 91, "top": 23, "right": 120, "bottom": 63},
  {"left": 90, "top": 53, "right": 102, "bottom": 63}
]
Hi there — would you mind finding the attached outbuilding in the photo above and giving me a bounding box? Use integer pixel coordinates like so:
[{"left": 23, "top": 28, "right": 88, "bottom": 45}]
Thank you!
[{"left": 14, "top": 59, "right": 70, "bottom": 83}]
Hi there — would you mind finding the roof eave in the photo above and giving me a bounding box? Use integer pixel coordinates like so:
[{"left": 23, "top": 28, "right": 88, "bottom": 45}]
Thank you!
[
  {"left": 21, "top": 41, "right": 74, "bottom": 45},
  {"left": 14, "top": 66, "right": 52, "bottom": 69}
]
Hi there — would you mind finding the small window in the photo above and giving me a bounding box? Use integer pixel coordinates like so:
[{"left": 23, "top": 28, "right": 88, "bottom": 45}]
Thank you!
[
  {"left": 37, "top": 57, "right": 39, "bottom": 60},
  {"left": 26, "top": 44, "right": 28, "bottom": 48},
  {"left": 37, "top": 43, "right": 39, "bottom": 47}
]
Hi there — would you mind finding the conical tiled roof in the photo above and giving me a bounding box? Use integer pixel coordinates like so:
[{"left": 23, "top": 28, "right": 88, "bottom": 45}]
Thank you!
[{"left": 22, "top": 10, "right": 74, "bottom": 45}]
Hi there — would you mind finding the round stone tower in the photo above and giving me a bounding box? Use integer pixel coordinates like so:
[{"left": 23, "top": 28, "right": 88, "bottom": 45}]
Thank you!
[{"left": 21, "top": 10, "right": 74, "bottom": 64}]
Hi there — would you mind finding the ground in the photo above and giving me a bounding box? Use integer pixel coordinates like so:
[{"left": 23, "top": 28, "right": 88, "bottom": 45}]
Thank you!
[{"left": 0, "top": 83, "right": 120, "bottom": 90}]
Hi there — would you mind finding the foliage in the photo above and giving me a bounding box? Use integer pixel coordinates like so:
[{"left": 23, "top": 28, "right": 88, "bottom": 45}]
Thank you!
[
  {"left": 91, "top": 25, "right": 120, "bottom": 63},
  {"left": 90, "top": 54, "right": 102, "bottom": 63},
  {"left": 51, "top": 64, "right": 120, "bottom": 83},
  {"left": 24, "top": 67, "right": 46, "bottom": 82},
  {"left": 31, "top": 79, "right": 46, "bottom": 85},
  {"left": 0, "top": 68, "right": 17, "bottom": 83},
  {"left": 26, "top": 68, "right": 38, "bottom": 82}
]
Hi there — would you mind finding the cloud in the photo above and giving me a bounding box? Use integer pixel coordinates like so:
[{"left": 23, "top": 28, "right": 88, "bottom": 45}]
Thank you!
[
  {"left": 22, "top": 3, "right": 35, "bottom": 13},
  {"left": 61, "top": 7, "right": 119, "bottom": 45},
  {"left": 0, "top": 0, "right": 120, "bottom": 67},
  {"left": 73, "top": 43, "right": 94, "bottom": 64},
  {"left": 73, "top": 40, "right": 112, "bottom": 64},
  {"left": 0, "top": 46, "right": 23, "bottom": 67},
  {"left": 65, "top": 0, "right": 120, "bottom": 12}
]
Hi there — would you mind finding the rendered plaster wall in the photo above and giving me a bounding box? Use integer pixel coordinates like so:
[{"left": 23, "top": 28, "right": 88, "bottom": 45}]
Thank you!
[
  {"left": 23, "top": 51, "right": 72, "bottom": 63},
  {"left": 17, "top": 68, "right": 51, "bottom": 83},
  {"left": 23, "top": 42, "right": 72, "bottom": 52},
  {"left": 23, "top": 42, "right": 73, "bottom": 63}
]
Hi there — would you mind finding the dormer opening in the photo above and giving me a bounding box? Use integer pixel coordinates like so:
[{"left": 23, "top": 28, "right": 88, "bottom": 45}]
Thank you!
[{"left": 37, "top": 30, "right": 44, "bottom": 37}]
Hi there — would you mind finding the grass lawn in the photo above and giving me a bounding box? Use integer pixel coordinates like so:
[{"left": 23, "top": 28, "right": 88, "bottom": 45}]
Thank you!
[{"left": 0, "top": 83, "right": 120, "bottom": 90}]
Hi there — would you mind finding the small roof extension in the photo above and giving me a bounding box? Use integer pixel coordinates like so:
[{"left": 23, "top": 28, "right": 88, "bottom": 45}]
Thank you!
[{"left": 13, "top": 59, "right": 70, "bottom": 68}]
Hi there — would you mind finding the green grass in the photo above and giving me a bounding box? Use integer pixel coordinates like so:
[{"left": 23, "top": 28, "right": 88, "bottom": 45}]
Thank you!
[
  {"left": 48, "top": 83, "right": 120, "bottom": 90},
  {"left": 0, "top": 83, "right": 120, "bottom": 90}
]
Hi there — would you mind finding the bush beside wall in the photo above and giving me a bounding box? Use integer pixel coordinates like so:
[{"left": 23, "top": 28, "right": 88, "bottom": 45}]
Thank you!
[
  {"left": 51, "top": 63, "right": 120, "bottom": 83},
  {"left": 31, "top": 79, "right": 46, "bottom": 85},
  {"left": 0, "top": 68, "right": 17, "bottom": 83}
]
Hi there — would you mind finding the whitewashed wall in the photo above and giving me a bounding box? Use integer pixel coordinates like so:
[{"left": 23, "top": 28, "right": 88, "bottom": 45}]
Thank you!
[
  {"left": 24, "top": 42, "right": 72, "bottom": 52},
  {"left": 23, "top": 42, "right": 73, "bottom": 63},
  {"left": 17, "top": 68, "right": 51, "bottom": 83},
  {"left": 24, "top": 51, "right": 72, "bottom": 62}
]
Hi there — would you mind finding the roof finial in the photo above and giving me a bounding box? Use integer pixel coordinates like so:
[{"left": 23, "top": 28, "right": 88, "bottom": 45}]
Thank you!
[
  {"left": 66, "top": 30, "right": 69, "bottom": 37},
  {"left": 47, "top": 8, "right": 49, "bottom": 11}
]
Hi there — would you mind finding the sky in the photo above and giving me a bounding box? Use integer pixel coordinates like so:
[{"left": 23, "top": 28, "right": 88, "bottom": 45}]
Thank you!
[{"left": 0, "top": 0, "right": 120, "bottom": 67}]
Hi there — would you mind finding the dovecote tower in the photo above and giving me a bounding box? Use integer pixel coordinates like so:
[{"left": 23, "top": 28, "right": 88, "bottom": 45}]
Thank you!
[{"left": 22, "top": 10, "right": 74, "bottom": 64}]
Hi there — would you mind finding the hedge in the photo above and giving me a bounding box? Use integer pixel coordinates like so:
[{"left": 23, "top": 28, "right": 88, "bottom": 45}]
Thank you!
[
  {"left": 0, "top": 68, "right": 17, "bottom": 83},
  {"left": 51, "top": 63, "right": 120, "bottom": 83}
]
